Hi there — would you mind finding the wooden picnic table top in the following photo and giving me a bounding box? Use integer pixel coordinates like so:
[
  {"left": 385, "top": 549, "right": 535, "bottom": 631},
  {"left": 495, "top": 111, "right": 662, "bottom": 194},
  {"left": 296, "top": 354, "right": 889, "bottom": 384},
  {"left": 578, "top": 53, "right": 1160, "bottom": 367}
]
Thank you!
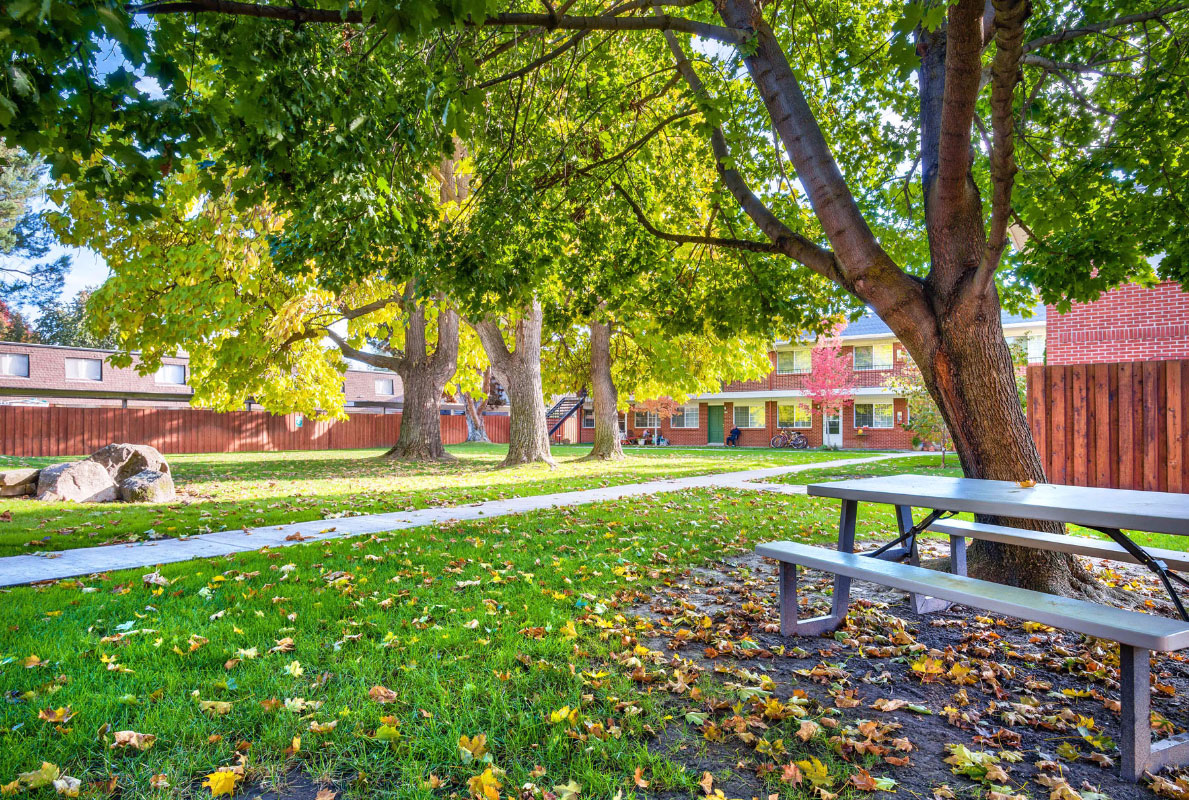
[{"left": 806, "top": 474, "right": 1189, "bottom": 537}]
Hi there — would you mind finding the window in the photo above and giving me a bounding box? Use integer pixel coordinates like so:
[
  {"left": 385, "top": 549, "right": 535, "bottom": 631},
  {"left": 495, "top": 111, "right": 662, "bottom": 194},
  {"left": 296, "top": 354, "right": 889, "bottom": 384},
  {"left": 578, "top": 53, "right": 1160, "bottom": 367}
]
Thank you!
[
  {"left": 155, "top": 363, "right": 187, "bottom": 385},
  {"left": 633, "top": 411, "right": 659, "bottom": 428},
  {"left": 0, "top": 353, "right": 29, "bottom": 377},
  {"left": 854, "top": 402, "right": 894, "bottom": 429},
  {"left": 733, "top": 404, "right": 765, "bottom": 428},
  {"left": 582, "top": 409, "right": 595, "bottom": 428},
  {"left": 618, "top": 414, "right": 627, "bottom": 433},
  {"left": 777, "top": 401, "right": 812, "bottom": 429},
  {"left": 375, "top": 378, "right": 395, "bottom": 396},
  {"left": 670, "top": 405, "right": 699, "bottom": 429},
  {"left": 65, "top": 357, "right": 102, "bottom": 381},
  {"left": 853, "top": 343, "right": 894, "bottom": 371},
  {"left": 775, "top": 348, "right": 810, "bottom": 374}
]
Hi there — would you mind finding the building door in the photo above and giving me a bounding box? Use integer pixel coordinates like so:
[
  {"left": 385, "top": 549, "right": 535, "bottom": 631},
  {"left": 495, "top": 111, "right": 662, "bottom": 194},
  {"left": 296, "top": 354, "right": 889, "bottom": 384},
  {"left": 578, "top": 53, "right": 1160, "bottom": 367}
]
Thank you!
[
  {"left": 707, "top": 405, "right": 724, "bottom": 444},
  {"left": 823, "top": 409, "right": 842, "bottom": 448}
]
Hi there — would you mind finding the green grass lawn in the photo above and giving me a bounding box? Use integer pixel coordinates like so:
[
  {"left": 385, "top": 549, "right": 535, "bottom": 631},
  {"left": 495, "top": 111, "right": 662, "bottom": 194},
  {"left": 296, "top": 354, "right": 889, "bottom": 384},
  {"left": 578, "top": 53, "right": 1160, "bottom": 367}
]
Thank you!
[
  {"left": 0, "top": 488, "right": 896, "bottom": 800},
  {"left": 0, "top": 444, "right": 868, "bottom": 557}
]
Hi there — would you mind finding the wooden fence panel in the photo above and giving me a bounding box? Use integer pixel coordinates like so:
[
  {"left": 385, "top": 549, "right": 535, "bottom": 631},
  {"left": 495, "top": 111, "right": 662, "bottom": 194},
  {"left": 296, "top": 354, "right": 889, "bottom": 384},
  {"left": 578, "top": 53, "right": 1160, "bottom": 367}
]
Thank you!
[
  {"left": 1028, "top": 359, "right": 1189, "bottom": 491},
  {"left": 0, "top": 406, "right": 509, "bottom": 456}
]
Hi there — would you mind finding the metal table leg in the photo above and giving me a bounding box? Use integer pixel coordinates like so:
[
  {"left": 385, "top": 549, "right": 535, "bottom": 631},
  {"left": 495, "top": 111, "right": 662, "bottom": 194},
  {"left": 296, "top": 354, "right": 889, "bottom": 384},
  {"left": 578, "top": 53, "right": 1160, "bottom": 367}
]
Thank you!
[
  {"left": 781, "top": 498, "right": 857, "bottom": 635},
  {"left": 1089, "top": 526, "right": 1189, "bottom": 621}
]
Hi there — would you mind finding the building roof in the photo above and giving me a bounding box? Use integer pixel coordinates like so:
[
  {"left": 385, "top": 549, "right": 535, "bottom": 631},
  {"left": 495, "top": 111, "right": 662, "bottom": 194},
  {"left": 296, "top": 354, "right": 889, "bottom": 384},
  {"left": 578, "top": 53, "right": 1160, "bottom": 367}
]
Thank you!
[
  {"left": 837, "top": 306, "right": 1044, "bottom": 339},
  {"left": 775, "top": 306, "right": 1045, "bottom": 345}
]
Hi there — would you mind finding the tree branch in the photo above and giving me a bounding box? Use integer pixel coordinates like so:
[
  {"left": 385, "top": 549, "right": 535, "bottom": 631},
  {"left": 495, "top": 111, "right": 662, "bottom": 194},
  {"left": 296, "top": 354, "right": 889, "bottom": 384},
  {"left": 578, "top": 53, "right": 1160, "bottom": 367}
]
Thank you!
[
  {"left": 125, "top": 0, "right": 754, "bottom": 43},
  {"left": 1022, "top": 3, "right": 1189, "bottom": 53},
  {"left": 976, "top": 0, "right": 1030, "bottom": 297},
  {"left": 325, "top": 328, "right": 404, "bottom": 371},
  {"left": 659, "top": 28, "right": 842, "bottom": 283},
  {"left": 934, "top": 0, "right": 986, "bottom": 216},
  {"left": 612, "top": 182, "right": 786, "bottom": 254}
]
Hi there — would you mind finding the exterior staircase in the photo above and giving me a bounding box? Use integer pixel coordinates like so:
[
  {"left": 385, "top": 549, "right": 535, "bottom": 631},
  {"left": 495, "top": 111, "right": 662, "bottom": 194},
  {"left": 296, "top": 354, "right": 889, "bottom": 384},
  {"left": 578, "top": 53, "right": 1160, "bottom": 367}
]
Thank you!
[{"left": 547, "top": 390, "right": 587, "bottom": 440}]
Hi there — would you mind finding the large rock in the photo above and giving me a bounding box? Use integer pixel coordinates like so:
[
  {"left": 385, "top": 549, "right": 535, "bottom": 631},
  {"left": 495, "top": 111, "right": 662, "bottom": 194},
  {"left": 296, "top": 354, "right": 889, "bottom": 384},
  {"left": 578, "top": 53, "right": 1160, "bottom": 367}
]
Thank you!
[
  {"left": 36, "top": 461, "right": 118, "bottom": 503},
  {"left": 1, "top": 468, "right": 39, "bottom": 488},
  {"left": 0, "top": 468, "right": 39, "bottom": 496},
  {"left": 118, "top": 469, "right": 176, "bottom": 503},
  {"left": 88, "top": 444, "right": 170, "bottom": 483}
]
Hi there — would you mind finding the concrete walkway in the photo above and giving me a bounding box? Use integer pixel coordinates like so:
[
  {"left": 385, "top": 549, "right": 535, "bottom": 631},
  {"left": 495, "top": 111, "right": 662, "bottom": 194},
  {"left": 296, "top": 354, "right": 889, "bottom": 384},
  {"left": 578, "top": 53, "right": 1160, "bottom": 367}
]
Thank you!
[{"left": 0, "top": 452, "right": 919, "bottom": 587}]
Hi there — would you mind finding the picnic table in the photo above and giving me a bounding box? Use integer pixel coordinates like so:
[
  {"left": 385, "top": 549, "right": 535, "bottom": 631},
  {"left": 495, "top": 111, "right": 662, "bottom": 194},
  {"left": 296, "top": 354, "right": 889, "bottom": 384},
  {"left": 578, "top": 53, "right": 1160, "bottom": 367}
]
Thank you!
[{"left": 756, "top": 474, "right": 1189, "bottom": 780}]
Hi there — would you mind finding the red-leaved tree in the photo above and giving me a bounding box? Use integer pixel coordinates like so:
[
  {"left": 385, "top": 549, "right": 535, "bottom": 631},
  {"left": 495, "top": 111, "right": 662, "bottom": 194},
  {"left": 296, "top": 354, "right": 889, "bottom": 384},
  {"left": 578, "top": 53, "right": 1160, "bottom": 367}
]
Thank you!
[{"left": 803, "top": 337, "right": 856, "bottom": 420}]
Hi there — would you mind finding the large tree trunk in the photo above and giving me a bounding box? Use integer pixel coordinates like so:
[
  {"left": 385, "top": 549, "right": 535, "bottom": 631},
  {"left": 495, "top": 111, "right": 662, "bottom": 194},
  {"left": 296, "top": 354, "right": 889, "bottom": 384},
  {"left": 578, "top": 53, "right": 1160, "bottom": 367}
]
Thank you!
[
  {"left": 583, "top": 319, "right": 623, "bottom": 461},
  {"left": 385, "top": 306, "right": 460, "bottom": 461},
  {"left": 472, "top": 301, "right": 555, "bottom": 467},
  {"left": 707, "top": 0, "right": 1092, "bottom": 595}
]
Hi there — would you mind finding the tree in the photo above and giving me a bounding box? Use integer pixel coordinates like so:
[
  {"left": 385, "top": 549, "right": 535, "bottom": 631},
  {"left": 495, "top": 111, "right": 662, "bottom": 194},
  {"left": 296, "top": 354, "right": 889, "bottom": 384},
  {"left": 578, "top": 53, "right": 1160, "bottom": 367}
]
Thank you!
[
  {"left": 13, "top": 0, "right": 1189, "bottom": 593},
  {"left": 1, "top": 146, "right": 68, "bottom": 309},
  {"left": 802, "top": 336, "right": 858, "bottom": 426},
  {"left": 884, "top": 360, "right": 954, "bottom": 465},
  {"left": 0, "top": 299, "right": 37, "bottom": 343},
  {"left": 56, "top": 167, "right": 478, "bottom": 460},
  {"left": 34, "top": 287, "right": 118, "bottom": 349},
  {"left": 472, "top": 302, "right": 555, "bottom": 467}
]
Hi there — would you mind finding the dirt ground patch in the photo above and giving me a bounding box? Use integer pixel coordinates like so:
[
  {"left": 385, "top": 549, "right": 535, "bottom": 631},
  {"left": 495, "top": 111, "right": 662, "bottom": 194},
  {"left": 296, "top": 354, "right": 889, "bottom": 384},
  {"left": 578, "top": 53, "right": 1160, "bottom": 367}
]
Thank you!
[{"left": 627, "top": 540, "right": 1189, "bottom": 800}]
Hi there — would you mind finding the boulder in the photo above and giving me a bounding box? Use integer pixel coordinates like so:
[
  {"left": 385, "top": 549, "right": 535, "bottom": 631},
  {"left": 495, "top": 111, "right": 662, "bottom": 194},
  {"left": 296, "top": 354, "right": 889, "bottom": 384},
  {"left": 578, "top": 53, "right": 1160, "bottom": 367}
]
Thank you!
[
  {"left": 1, "top": 468, "right": 39, "bottom": 495},
  {"left": 88, "top": 444, "right": 170, "bottom": 483},
  {"left": 1, "top": 468, "right": 39, "bottom": 488},
  {"left": 119, "top": 469, "right": 175, "bottom": 503},
  {"left": 36, "top": 461, "right": 118, "bottom": 503}
]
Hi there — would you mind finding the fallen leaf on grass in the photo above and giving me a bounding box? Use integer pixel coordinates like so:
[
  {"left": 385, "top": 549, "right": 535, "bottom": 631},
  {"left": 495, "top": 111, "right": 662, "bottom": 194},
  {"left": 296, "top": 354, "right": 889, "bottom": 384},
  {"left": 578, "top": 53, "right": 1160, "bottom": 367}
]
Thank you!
[
  {"left": 38, "top": 707, "right": 73, "bottom": 724},
  {"left": 368, "top": 686, "right": 397, "bottom": 704},
  {"left": 110, "top": 730, "right": 156, "bottom": 751},
  {"left": 467, "top": 768, "right": 501, "bottom": 800}
]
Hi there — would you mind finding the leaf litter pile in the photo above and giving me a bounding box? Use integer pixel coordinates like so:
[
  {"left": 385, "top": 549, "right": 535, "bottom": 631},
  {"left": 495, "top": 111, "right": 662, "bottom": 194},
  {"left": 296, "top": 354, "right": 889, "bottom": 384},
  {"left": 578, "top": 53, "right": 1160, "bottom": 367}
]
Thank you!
[{"left": 1, "top": 488, "right": 1187, "bottom": 800}]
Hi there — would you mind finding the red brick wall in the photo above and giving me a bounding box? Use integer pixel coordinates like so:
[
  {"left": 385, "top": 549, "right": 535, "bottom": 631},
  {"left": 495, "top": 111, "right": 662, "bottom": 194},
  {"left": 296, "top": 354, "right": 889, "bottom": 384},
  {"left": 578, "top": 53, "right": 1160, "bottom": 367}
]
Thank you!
[
  {"left": 569, "top": 398, "right": 914, "bottom": 449},
  {"left": 1046, "top": 282, "right": 1189, "bottom": 365},
  {"left": 723, "top": 342, "right": 912, "bottom": 393}
]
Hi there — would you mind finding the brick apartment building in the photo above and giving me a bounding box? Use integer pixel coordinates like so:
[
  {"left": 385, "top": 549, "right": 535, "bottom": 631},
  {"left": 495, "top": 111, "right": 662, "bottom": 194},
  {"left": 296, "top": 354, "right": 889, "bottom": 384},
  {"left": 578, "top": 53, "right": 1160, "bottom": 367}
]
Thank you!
[
  {"left": 561, "top": 309, "right": 1047, "bottom": 450},
  {"left": 1045, "top": 280, "right": 1189, "bottom": 365},
  {"left": 0, "top": 341, "right": 405, "bottom": 412}
]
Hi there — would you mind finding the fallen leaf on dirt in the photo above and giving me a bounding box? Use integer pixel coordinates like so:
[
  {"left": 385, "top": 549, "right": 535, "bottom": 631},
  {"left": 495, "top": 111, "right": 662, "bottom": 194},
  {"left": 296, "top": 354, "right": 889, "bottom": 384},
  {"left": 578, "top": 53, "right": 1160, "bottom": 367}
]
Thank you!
[{"left": 202, "top": 770, "right": 242, "bottom": 798}]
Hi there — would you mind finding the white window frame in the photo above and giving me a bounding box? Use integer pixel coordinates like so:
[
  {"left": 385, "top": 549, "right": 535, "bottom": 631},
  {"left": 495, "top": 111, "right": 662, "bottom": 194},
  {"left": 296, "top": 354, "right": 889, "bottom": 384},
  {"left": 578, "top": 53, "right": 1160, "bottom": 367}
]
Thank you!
[
  {"left": 777, "top": 401, "right": 812, "bottom": 429},
  {"left": 852, "top": 343, "right": 894, "bottom": 371},
  {"left": 0, "top": 353, "right": 30, "bottom": 378},
  {"left": 155, "top": 363, "right": 187, "bottom": 385},
  {"left": 854, "top": 402, "right": 894, "bottom": 429},
  {"left": 775, "top": 348, "right": 810, "bottom": 375},
  {"left": 375, "top": 378, "right": 395, "bottom": 396},
  {"left": 64, "top": 357, "right": 103, "bottom": 382},
  {"left": 618, "top": 413, "right": 627, "bottom": 433},
  {"left": 633, "top": 411, "right": 659, "bottom": 428},
  {"left": 670, "top": 405, "right": 698, "bottom": 429},
  {"left": 733, "top": 404, "right": 765, "bottom": 429},
  {"left": 582, "top": 409, "right": 595, "bottom": 429}
]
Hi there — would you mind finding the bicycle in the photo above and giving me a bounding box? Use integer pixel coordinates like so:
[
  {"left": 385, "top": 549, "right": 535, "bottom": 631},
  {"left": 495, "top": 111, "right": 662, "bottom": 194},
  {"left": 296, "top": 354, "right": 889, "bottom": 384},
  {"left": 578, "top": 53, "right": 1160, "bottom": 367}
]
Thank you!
[{"left": 770, "top": 429, "right": 809, "bottom": 449}]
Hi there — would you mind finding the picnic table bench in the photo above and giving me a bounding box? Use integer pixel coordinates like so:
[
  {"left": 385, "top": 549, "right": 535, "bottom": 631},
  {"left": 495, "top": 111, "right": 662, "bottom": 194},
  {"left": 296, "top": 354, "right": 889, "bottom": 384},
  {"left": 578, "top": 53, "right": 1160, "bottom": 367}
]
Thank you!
[{"left": 756, "top": 474, "right": 1189, "bottom": 781}]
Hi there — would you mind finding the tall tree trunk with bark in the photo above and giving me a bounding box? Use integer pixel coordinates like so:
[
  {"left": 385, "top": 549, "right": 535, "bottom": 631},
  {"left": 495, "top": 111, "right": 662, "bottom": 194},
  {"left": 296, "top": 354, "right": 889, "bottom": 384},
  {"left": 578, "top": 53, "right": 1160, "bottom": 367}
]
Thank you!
[
  {"left": 388, "top": 307, "right": 460, "bottom": 460},
  {"left": 328, "top": 304, "right": 460, "bottom": 462},
  {"left": 472, "top": 301, "right": 555, "bottom": 467},
  {"left": 461, "top": 369, "right": 493, "bottom": 443},
  {"left": 692, "top": 0, "right": 1096, "bottom": 595},
  {"left": 583, "top": 319, "right": 623, "bottom": 461}
]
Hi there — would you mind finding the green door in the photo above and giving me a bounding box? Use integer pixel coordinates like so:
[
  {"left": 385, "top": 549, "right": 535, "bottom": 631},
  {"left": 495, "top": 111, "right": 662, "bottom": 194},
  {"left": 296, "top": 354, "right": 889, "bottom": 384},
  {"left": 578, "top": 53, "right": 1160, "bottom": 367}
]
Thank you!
[{"left": 707, "top": 405, "right": 724, "bottom": 444}]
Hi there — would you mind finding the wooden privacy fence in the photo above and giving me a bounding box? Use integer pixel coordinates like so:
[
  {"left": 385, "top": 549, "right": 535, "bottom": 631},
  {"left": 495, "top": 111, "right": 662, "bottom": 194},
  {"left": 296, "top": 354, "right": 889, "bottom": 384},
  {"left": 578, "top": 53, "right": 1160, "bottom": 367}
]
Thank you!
[
  {"left": 0, "top": 406, "right": 511, "bottom": 457},
  {"left": 1027, "top": 360, "right": 1188, "bottom": 492}
]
